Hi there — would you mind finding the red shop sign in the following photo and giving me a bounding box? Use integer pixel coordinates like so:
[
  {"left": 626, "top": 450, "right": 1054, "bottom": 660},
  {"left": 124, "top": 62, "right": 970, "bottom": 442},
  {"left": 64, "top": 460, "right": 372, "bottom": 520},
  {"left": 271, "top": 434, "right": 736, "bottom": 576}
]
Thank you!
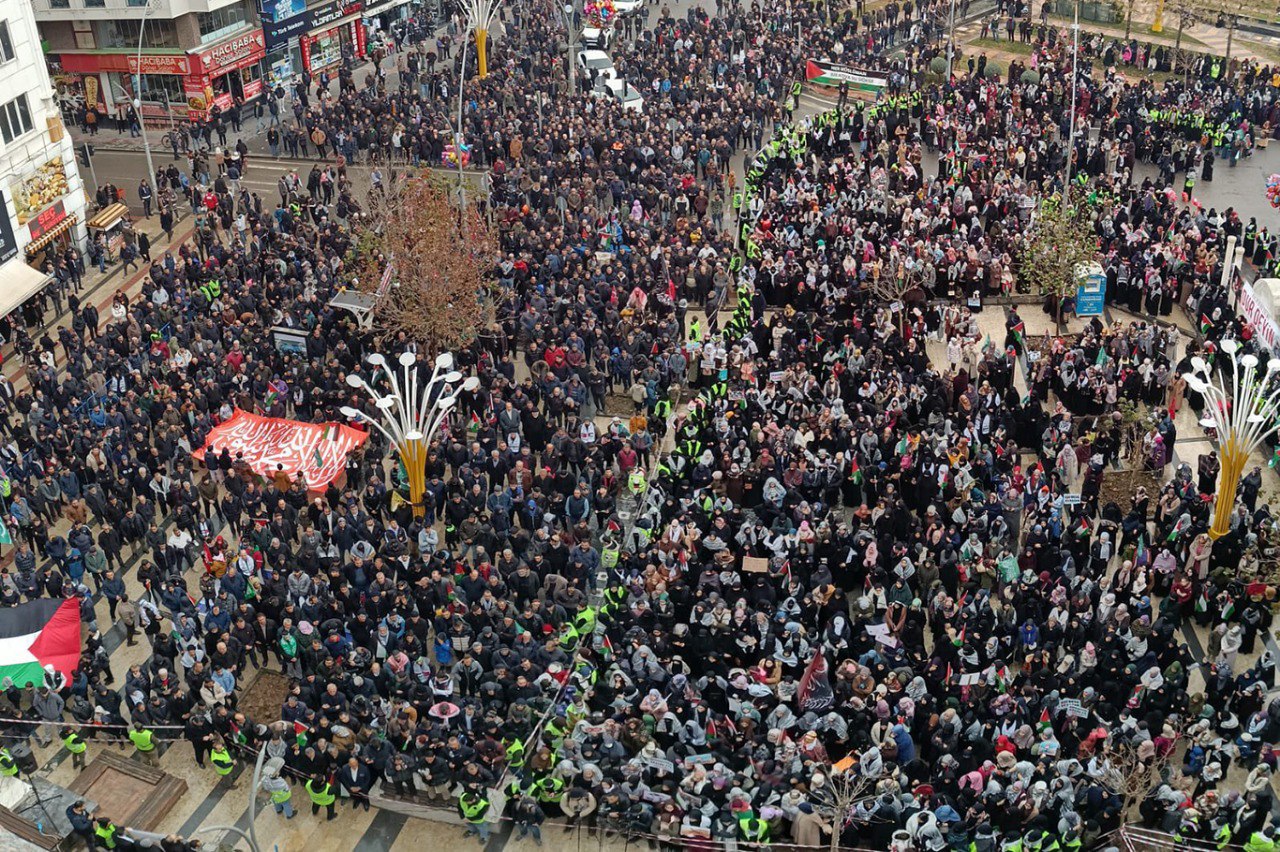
[
  {"left": 28, "top": 201, "right": 68, "bottom": 242},
  {"left": 126, "top": 54, "right": 191, "bottom": 76},
  {"left": 195, "top": 30, "right": 266, "bottom": 74}
]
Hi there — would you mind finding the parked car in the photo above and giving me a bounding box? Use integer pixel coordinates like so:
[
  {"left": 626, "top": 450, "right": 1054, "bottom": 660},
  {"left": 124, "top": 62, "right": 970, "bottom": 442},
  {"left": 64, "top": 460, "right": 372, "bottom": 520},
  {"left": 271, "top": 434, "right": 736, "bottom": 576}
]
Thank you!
[
  {"left": 592, "top": 76, "right": 645, "bottom": 112},
  {"left": 576, "top": 49, "right": 618, "bottom": 85},
  {"left": 581, "top": 25, "right": 614, "bottom": 49}
]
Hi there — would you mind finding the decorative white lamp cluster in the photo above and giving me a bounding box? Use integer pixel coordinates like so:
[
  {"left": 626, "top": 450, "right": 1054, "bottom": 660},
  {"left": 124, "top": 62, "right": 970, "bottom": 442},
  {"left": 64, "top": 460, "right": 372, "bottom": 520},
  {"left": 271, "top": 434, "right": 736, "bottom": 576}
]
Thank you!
[
  {"left": 1184, "top": 339, "right": 1280, "bottom": 538},
  {"left": 341, "top": 351, "right": 481, "bottom": 517}
]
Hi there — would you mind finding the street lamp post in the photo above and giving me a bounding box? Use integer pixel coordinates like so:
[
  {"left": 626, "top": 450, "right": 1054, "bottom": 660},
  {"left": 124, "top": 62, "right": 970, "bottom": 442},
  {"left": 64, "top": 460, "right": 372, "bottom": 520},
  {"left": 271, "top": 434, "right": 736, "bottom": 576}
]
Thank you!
[
  {"left": 1222, "top": 235, "right": 1247, "bottom": 309},
  {"left": 341, "top": 351, "right": 480, "bottom": 518},
  {"left": 564, "top": 2, "right": 575, "bottom": 98},
  {"left": 134, "top": 0, "right": 158, "bottom": 186},
  {"left": 945, "top": 0, "right": 958, "bottom": 79},
  {"left": 1063, "top": 0, "right": 1080, "bottom": 189},
  {"left": 1183, "top": 340, "right": 1280, "bottom": 539},
  {"left": 455, "top": 30, "right": 468, "bottom": 209}
]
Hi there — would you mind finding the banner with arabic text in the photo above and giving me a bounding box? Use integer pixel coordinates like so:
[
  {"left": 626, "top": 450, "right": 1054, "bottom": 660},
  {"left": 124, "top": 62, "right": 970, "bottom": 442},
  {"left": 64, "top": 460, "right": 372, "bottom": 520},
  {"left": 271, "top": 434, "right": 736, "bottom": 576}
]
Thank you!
[{"left": 193, "top": 409, "right": 368, "bottom": 490}]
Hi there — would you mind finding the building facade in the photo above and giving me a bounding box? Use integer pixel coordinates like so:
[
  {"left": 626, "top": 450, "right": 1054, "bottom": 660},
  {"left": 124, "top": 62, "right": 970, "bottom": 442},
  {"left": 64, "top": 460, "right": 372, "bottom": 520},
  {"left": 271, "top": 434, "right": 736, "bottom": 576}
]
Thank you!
[
  {"left": 0, "top": 0, "right": 87, "bottom": 323},
  {"left": 34, "top": 0, "right": 268, "bottom": 123}
]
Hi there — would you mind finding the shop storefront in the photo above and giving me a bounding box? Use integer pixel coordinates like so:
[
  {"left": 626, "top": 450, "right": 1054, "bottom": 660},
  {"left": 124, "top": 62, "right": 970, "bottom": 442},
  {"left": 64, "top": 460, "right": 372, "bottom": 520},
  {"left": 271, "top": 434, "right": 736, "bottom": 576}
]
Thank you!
[
  {"left": 56, "top": 52, "right": 191, "bottom": 121},
  {"left": 184, "top": 30, "right": 267, "bottom": 120},
  {"left": 263, "top": 0, "right": 366, "bottom": 82},
  {"left": 363, "top": 0, "right": 416, "bottom": 41},
  {"left": 301, "top": 0, "right": 367, "bottom": 75},
  {"left": 11, "top": 155, "right": 81, "bottom": 271},
  {"left": 261, "top": 0, "right": 311, "bottom": 86},
  {"left": 52, "top": 30, "right": 266, "bottom": 122}
]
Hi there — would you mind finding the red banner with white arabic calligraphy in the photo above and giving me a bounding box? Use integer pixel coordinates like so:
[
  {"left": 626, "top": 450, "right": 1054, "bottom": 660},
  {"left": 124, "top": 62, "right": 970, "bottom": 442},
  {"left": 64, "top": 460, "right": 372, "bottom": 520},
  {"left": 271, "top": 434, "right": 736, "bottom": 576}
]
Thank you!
[{"left": 193, "top": 409, "right": 368, "bottom": 490}]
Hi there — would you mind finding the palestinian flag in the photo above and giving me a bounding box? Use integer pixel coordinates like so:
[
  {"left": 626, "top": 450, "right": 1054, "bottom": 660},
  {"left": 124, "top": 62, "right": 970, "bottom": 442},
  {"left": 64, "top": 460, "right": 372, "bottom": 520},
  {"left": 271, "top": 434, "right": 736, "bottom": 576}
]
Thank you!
[
  {"left": 1037, "top": 707, "right": 1052, "bottom": 735},
  {"left": 849, "top": 456, "right": 863, "bottom": 485},
  {"left": 1200, "top": 313, "right": 1213, "bottom": 335},
  {"left": 1009, "top": 320, "right": 1025, "bottom": 347},
  {"left": 1270, "top": 446, "right": 1280, "bottom": 469},
  {"left": 0, "top": 598, "right": 81, "bottom": 688}
]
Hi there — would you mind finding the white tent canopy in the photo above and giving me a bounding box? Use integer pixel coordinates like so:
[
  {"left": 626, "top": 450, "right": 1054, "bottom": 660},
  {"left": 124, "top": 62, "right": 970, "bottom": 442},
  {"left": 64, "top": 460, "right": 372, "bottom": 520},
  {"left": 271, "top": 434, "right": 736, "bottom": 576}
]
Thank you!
[{"left": 0, "top": 261, "right": 51, "bottom": 321}]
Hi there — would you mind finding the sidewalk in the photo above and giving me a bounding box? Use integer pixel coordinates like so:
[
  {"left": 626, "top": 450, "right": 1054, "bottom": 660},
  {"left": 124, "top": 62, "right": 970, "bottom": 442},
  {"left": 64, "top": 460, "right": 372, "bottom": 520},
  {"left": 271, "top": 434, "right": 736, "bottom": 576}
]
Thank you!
[
  {"left": 66, "top": 37, "right": 442, "bottom": 158},
  {"left": 1, "top": 209, "right": 196, "bottom": 396}
]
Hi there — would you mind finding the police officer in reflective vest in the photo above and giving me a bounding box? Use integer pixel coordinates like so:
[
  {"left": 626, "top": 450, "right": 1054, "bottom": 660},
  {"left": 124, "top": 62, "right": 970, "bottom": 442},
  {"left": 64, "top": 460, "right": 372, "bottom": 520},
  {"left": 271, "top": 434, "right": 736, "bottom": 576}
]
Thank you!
[
  {"left": 1245, "top": 827, "right": 1276, "bottom": 852},
  {"left": 94, "top": 816, "right": 125, "bottom": 849},
  {"left": 129, "top": 721, "right": 158, "bottom": 766},
  {"left": 211, "top": 742, "right": 235, "bottom": 780},
  {"left": 61, "top": 726, "right": 88, "bottom": 770},
  {"left": 260, "top": 765, "right": 294, "bottom": 818},
  {"left": 740, "top": 815, "right": 770, "bottom": 845},
  {"left": 459, "top": 791, "right": 491, "bottom": 843},
  {"left": 0, "top": 746, "right": 18, "bottom": 777},
  {"left": 307, "top": 773, "right": 337, "bottom": 820},
  {"left": 537, "top": 774, "right": 565, "bottom": 806},
  {"left": 505, "top": 737, "right": 526, "bottom": 770}
]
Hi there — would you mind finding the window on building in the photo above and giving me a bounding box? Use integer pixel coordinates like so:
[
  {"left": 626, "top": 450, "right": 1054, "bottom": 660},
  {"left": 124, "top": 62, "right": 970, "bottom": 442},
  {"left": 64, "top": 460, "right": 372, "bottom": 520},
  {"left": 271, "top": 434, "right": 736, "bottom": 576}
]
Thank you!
[
  {"left": 94, "top": 18, "right": 179, "bottom": 49},
  {"left": 198, "top": 1, "right": 250, "bottom": 44},
  {"left": 49, "top": 0, "right": 71, "bottom": 7},
  {"left": 83, "top": 0, "right": 106, "bottom": 7},
  {"left": 134, "top": 73, "right": 184, "bottom": 107},
  {"left": 0, "top": 22, "right": 14, "bottom": 63},
  {"left": 126, "top": 0, "right": 149, "bottom": 5},
  {"left": 0, "top": 95, "right": 33, "bottom": 144}
]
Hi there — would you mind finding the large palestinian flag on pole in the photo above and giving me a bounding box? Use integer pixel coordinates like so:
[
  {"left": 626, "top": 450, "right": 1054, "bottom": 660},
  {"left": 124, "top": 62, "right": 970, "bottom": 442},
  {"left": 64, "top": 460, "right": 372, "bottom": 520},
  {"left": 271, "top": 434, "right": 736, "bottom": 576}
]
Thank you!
[{"left": 0, "top": 598, "right": 81, "bottom": 687}]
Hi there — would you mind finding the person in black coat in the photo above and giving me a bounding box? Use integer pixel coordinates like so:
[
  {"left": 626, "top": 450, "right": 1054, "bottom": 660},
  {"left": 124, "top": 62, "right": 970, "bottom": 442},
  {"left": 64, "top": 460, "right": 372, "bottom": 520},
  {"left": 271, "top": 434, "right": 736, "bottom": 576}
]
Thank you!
[{"left": 338, "top": 756, "right": 372, "bottom": 811}]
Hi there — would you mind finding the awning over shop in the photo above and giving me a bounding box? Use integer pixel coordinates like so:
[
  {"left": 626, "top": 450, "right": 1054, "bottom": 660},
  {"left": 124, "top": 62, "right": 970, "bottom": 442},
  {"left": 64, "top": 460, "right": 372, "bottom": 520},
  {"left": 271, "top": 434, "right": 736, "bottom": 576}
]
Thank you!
[
  {"left": 0, "top": 261, "right": 53, "bottom": 320},
  {"left": 87, "top": 203, "right": 129, "bottom": 231},
  {"left": 24, "top": 214, "right": 78, "bottom": 254}
]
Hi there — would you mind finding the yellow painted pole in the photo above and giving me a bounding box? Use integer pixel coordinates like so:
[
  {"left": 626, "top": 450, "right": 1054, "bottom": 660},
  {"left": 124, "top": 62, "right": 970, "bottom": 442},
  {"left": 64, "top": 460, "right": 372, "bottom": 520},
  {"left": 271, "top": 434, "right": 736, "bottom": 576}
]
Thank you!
[
  {"left": 398, "top": 439, "right": 428, "bottom": 519},
  {"left": 1209, "top": 440, "right": 1245, "bottom": 539},
  {"left": 475, "top": 29, "right": 489, "bottom": 78},
  {"left": 1151, "top": 0, "right": 1164, "bottom": 33}
]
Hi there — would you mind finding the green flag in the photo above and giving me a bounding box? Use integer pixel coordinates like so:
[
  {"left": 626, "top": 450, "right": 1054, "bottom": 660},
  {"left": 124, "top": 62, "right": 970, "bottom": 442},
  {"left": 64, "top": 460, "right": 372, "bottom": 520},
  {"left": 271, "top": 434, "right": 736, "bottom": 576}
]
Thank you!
[{"left": 0, "top": 516, "right": 13, "bottom": 545}]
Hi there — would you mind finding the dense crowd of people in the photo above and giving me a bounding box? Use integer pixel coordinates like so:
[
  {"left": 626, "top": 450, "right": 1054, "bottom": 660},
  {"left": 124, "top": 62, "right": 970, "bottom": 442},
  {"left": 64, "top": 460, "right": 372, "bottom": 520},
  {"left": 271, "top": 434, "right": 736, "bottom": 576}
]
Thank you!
[{"left": 5, "top": 0, "right": 1280, "bottom": 850}]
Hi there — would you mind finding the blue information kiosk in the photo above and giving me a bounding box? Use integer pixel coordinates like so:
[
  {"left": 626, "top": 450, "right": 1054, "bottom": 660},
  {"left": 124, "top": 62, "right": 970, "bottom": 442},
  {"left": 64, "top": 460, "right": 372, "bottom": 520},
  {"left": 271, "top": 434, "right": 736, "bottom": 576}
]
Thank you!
[{"left": 1076, "top": 262, "right": 1106, "bottom": 317}]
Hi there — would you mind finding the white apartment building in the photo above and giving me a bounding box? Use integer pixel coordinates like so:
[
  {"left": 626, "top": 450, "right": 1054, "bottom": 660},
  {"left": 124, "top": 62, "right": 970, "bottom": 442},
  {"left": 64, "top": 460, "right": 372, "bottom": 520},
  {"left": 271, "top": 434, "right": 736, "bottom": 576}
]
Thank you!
[{"left": 0, "top": 0, "right": 87, "bottom": 325}]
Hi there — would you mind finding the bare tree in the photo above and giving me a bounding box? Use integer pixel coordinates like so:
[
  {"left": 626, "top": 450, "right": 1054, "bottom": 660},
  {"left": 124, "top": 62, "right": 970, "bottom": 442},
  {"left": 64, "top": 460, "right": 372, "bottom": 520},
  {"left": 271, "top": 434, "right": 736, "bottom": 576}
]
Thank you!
[
  {"left": 812, "top": 766, "right": 881, "bottom": 852},
  {"left": 349, "top": 174, "right": 498, "bottom": 357},
  {"left": 1097, "top": 736, "right": 1182, "bottom": 820},
  {"left": 870, "top": 264, "right": 925, "bottom": 336}
]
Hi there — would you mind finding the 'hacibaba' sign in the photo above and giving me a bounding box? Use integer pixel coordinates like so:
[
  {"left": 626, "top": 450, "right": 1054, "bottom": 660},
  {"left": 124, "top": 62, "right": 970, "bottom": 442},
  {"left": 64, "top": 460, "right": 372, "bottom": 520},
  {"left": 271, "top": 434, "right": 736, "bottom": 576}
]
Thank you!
[{"left": 804, "top": 60, "right": 887, "bottom": 93}]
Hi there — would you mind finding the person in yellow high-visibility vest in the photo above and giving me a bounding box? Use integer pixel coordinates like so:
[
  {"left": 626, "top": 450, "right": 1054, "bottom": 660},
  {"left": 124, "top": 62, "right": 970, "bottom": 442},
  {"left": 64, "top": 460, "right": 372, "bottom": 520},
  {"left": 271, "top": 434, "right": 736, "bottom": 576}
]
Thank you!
[
  {"left": 0, "top": 746, "right": 18, "bottom": 776},
  {"left": 306, "top": 773, "right": 337, "bottom": 820},
  {"left": 61, "top": 726, "right": 88, "bottom": 770},
  {"left": 94, "top": 816, "right": 126, "bottom": 849},
  {"left": 210, "top": 740, "right": 235, "bottom": 781},
  {"left": 260, "top": 765, "right": 295, "bottom": 818},
  {"left": 129, "top": 721, "right": 158, "bottom": 766},
  {"left": 740, "top": 815, "right": 771, "bottom": 845},
  {"left": 458, "top": 791, "right": 491, "bottom": 844}
]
